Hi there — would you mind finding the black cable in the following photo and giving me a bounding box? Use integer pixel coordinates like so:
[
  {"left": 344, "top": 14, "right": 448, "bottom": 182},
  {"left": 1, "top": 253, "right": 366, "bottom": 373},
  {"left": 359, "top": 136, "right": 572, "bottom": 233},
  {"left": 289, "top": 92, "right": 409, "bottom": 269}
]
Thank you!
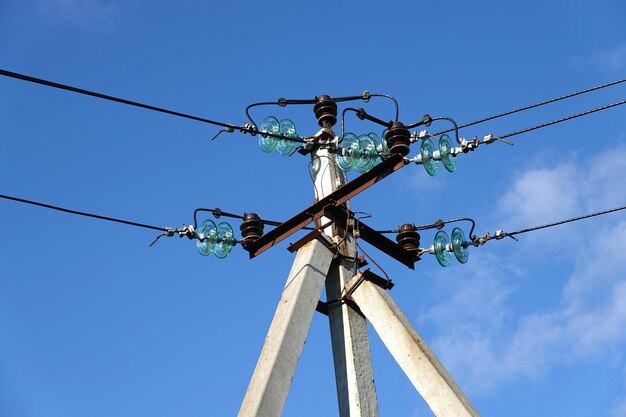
[
  {"left": 193, "top": 207, "right": 315, "bottom": 230},
  {"left": 193, "top": 208, "right": 246, "bottom": 228},
  {"left": 368, "top": 94, "right": 399, "bottom": 121},
  {"left": 433, "top": 77, "right": 626, "bottom": 136},
  {"left": 488, "top": 204, "right": 626, "bottom": 241},
  {"left": 377, "top": 217, "right": 476, "bottom": 239},
  {"left": 246, "top": 92, "right": 399, "bottom": 131},
  {"left": 430, "top": 116, "right": 460, "bottom": 144},
  {"left": 0, "top": 194, "right": 167, "bottom": 232},
  {"left": 0, "top": 68, "right": 304, "bottom": 143},
  {"left": 245, "top": 102, "right": 281, "bottom": 129},
  {"left": 355, "top": 240, "right": 392, "bottom": 287},
  {"left": 340, "top": 107, "right": 392, "bottom": 144},
  {"left": 498, "top": 99, "right": 626, "bottom": 140}
]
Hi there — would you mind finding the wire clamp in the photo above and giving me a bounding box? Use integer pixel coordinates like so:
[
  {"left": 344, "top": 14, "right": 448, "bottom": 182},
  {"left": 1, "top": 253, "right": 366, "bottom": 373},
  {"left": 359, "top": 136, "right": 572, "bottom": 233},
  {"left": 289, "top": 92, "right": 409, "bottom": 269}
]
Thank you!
[
  {"left": 210, "top": 126, "right": 235, "bottom": 141},
  {"left": 149, "top": 226, "right": 185, "bottom": 247},
  {"left": 178, "top": 224, "right": 196, "bottom": 240},
  {"left": 472, "top": 232, "right": 491, "bottom": 246},
  {"left": 241, "top": 123, "right": 258, "bottom": 136},
  {"left": 483, "top": 133, "right": 513, "bottom": 146}
]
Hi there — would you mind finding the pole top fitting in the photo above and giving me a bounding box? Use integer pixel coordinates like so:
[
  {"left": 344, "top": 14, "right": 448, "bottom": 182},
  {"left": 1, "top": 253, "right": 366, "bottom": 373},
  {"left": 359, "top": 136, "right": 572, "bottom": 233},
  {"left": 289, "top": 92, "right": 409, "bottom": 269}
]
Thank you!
[
  {"left": 314, "top": 95, "right": 338, "bottom": 128},
  {"left": 385, "top": 122, "right": 411, "bottom": 156}
]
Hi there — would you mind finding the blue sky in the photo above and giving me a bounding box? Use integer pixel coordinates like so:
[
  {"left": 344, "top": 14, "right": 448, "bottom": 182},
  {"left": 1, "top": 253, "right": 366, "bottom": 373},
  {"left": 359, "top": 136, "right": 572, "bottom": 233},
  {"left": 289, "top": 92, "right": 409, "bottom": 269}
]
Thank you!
[{"left": 1, "top": 1, "right": 626, "bottom": 416}]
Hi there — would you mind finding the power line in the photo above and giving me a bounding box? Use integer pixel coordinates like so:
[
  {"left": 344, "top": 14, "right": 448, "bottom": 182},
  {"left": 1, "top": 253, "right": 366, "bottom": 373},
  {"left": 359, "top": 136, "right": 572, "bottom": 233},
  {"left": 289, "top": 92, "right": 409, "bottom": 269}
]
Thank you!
[
  {"left": 433, "top": 77, "right": 626, "bottom": 136},
  {"left": 0, "top": 194, "right": 168, "bottom": 232},
  {"left": 497, "top": 99, "right": 626, "bottom": 140},
  {"left": 0, "top": 68, "right": 304, "bottom": 143},
  {"left": 487, "top": 203, "right": 626, "bottom": 241},
  {"left": 0, "top": 194, "right": 314, "bottom": 238}
]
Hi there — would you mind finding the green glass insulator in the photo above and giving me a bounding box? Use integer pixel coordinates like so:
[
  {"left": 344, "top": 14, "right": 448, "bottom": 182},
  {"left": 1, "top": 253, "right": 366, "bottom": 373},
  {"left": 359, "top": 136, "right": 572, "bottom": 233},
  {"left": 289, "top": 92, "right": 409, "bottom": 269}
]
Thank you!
[
  {"left": 433, "top": 230, "right": 451, "bottom": 267},
  {"left": 451, "top": 227, "right": 469, "bottom": 264},
  {"left": 214, "top": 222, "right": 236, "bottom": 259},
  {"left": 381, "top": 129, "right": 390, "bottom": 154},
  {"left": 337, "top": 133, "right": 360, "bottom": 172},
  {"left": 258, "top": 116, "right": 280, "bottom": 153},
  {"left": 439, "top": 134, "right": 457, "bottom": 173},
  {"left": 355, "top": 134, "right": 378, "bottom": 173},
  {"left": 421, "top": 137, "right": 439, "bottom": 177},
  {"left": 276, "top": 118, "right": 298, "bottom": 156},
  {"left": 368, "top": 132, "right": 384, "bottom": 165},
  {"left": 196, "top": 219, "right": 218, "bottom": 256}
]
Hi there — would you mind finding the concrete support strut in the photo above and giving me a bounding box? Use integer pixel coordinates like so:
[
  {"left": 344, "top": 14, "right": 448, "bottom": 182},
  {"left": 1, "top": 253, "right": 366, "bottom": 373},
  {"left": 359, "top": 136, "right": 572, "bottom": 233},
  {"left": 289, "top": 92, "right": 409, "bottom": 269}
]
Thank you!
[
  {"left": 237, "top": 239, "right": 334, "bottom": 417},
  {"left": 349, "top": 277, "right": 481, "bottom": 417}
]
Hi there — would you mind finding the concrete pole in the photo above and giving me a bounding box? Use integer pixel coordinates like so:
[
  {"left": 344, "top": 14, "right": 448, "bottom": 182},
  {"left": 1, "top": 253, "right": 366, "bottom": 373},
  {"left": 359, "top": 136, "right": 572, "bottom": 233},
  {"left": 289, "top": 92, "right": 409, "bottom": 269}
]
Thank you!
[
  {"left": 348, "top": 276, "right": 481, "bottom": 417},
  {"left": 311, "top": 148, "right": 379, "bottom": 417},
  {"left": 237, "top": 237, "right": 334, "bottom": 417}
]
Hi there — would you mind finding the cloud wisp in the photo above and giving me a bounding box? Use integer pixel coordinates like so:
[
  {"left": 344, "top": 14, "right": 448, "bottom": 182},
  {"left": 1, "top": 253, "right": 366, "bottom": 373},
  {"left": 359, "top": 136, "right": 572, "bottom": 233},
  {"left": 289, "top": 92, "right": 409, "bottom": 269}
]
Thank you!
[
  {"left": 572, "top": 44, "right": 626, "bottom": 73},
  {"left": 36, "top": 0, "right": 120, "bottom": 31},
  {"left": 419, "top": 144, "right": 626, "bottom": 396}
]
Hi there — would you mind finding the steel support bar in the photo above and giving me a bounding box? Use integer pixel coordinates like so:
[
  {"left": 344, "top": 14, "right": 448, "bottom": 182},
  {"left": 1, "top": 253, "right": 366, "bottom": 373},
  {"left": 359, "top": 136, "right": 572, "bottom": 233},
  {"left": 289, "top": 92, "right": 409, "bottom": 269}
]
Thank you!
[
  {"left": 246, "top": 153, "right": 407, "bottom": 258},
  {"left": 237, "top": 238, "right": 334, "bottom": 417},
  {"left": 349, "top": 276, "right": 481, "bottom": 417}
]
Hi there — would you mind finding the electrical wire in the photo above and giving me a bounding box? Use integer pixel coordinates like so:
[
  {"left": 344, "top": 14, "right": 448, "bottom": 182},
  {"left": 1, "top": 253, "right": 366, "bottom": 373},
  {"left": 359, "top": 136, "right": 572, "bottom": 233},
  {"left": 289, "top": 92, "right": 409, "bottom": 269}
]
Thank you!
[
  {"left": 193, "top": 207, "right": 315, "bottom": 230},
  {"left": 433, "top": 77, "right": 626, "bottom": 136},
  {"left": 377, "top": 217, "right": 476, "bottom": 239},
  {"left": 245, "top": 92, "right": 399, "bottom": 129},
  {"left": 340, "top": 107, "right": 392, "bottom": 143},
  {"left": 486, "top": 203, "right": 626, "bottom": 242},
  {"left": 355, "top": 240, "right": 391, "bottom": 287},
  {"left": 0, "top": 194, "right": 168, "bottom": 232},
  {"left": 430, "top": 116, "right": 460, "bottom": 144},
  {"left": 496, "top": 99, "right": 626, "bottom": 140},
  {"left": 0, "top": 68, "right": 304, "bottom": 143}
]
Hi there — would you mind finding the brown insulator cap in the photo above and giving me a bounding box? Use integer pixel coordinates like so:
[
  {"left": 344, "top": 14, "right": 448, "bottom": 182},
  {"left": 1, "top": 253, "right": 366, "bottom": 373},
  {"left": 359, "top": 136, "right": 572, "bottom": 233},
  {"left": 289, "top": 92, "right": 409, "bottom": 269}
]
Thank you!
[
  {"left": 313, "top": 95, "right": 338, "bottom": 127},
  {"left": 396, "top": 223, "right": 420, "bottom": 254},
  {"left": 385, "top": 122, "right": 411, "bottom": 156},
  {"left": 240, "top": 213, "right": 264, "bottom": 247}
]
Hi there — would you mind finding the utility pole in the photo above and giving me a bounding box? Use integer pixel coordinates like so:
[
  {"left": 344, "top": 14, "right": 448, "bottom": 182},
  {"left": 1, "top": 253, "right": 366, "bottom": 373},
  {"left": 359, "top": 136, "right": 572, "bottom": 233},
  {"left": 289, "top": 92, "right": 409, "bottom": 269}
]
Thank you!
[
  {"left": 238, "top": 96, "right": 379, "bottom": 417},
  {"left": 238, "top": 95, "right": 481, "bottom": 417}
]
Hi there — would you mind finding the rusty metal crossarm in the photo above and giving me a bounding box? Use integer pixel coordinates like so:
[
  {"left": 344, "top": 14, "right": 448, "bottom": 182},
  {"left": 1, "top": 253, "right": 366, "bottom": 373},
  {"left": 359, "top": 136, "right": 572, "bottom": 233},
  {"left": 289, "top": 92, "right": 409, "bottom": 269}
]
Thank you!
[
  {"left": 245, "top": 153, "right": 407, "bottom": 258},
  {"left": 323, "top": 205, "right": 418, "bottom": 270}
]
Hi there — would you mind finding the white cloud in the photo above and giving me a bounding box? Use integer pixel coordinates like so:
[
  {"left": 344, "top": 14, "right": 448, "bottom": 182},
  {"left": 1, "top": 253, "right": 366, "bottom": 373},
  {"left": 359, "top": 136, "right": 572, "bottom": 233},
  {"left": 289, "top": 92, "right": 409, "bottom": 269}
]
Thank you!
[
  {"left": 497, "top": 163, "right": 581, "bottom": 229},
  {"left": 573, "top": 44, "right": 626, "bottom": 73},
  {"left": 419, "top": 143, "right": 626, "bottom": 396},
  {"left": 495, "top": 146, "right": 626, "bottom": 248},
  {"left": 37, "top": 0, "right": 120, "bottom": 29}
]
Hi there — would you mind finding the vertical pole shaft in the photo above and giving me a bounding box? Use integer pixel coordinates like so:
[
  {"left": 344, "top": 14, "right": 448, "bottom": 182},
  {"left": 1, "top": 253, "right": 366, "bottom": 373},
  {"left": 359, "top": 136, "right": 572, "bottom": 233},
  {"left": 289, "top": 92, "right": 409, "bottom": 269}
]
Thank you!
[{"left": 312, "top": 148, "right": 379, "bottom": 417}]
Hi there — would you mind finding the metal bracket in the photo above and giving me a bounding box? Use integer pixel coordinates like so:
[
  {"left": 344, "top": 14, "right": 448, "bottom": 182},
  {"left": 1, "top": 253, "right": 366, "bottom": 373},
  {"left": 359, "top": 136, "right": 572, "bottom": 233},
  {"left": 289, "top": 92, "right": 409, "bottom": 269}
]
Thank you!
[
  {"left": 344, "top": 270, "right": 394, "bottom": 302},
  {"left": 323, "top": 205, "right": 418, "bottom": 269},
  {"left": 287, "top": 228, "right": 335, "bottom": 254},
  {"left": 316, "top": 269, "right": 393, "bottom": 317}
]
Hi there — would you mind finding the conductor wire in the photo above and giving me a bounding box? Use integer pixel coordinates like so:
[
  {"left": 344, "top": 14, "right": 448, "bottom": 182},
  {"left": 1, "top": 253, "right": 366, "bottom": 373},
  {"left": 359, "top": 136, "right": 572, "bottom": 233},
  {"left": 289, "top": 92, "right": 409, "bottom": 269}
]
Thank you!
[
  {"left": 0, "top": 68, "right": 304, "bottom": 143},
  {"left": 487, "top": 203, "right": 626, "bottom": 241},
  {"left": 0, "top": 194, "right": 167, "bottom": 232},
  {"left": 433, "top": 77, "right": 626, "bottom": 136}
]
